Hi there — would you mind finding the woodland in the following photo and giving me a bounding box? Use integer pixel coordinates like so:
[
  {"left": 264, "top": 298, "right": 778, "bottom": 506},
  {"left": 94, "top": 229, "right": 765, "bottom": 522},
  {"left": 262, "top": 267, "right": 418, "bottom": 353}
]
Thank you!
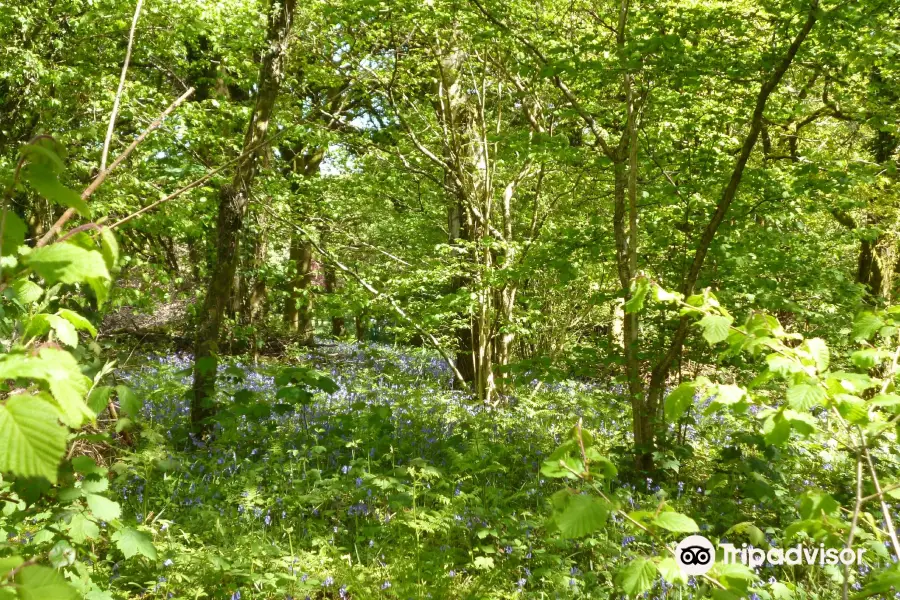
[{"left": 1, "top": 0, "right": 900, "bottom": 598}]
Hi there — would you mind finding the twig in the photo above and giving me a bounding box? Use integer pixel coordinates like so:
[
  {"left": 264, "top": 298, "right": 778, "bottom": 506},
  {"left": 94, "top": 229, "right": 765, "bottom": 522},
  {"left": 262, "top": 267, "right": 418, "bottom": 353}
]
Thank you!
[
  {"left": 861, "top": 437, "right": 900, "bottom": 559},
  {"left": 37, "top": 87, "right": 195, "bottom": 247},
  {"left": 107, "top": 128, "right": 285, "bottom": 230},
  {"left": 258, "top": 203, "right": 471, "bottom": 391},
  {"left": 843, "top": 455, "right": 863, "bottom": 600},
  {"left": 101, "top": 0, "right": 145, "bottom": 172}
]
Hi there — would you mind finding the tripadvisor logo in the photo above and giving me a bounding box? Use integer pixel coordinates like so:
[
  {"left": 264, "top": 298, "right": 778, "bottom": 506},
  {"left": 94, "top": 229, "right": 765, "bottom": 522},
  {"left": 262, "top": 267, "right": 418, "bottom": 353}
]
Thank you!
[{"left": 676, "top": 535, "right": 865, "bottom": 575}]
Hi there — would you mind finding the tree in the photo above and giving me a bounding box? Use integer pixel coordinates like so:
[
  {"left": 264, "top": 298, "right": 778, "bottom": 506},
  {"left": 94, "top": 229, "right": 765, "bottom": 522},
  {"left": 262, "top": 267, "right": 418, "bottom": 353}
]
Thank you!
[{"left": 191, "top": 0, "right": 297, "bottom": 430}]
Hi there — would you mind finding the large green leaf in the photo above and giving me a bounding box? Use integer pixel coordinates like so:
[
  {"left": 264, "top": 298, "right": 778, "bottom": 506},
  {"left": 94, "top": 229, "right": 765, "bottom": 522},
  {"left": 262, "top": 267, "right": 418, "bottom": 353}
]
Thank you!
[
  {"left": 0, "top": 349, "right": 93, "bottom": 427},
  {"left": 786, "top": 383, "right": 826, "bottom": 411},
  {"left": 24, "top": 243, "right": 109, "bottom": 288},
  {"left": 852, "top": 312, "right": 884, "bottom": 342},
  {"left": 624, "top": 277, "right": 650, "bottom": 314},
  {"left": 664, "top": 382, "right": 696, "bottom": 422},
  {"left": 115, "top": 385, "right": 141, "bottom": 418},
  {"left": 57, "top": 309, "right": 97, "bottom": 338},
  {"left": 657, "top": 557, "right": 687, "bottom": 585},
  {"left": 0, "top": 211, "right": 26, "bottom": 256},
  {"left": 86, "top": 494, "right": 121, "bottom": 521},
  {"left": 67, "top": 513, "right": 100, "bottom": 544},
  {"left": 801, "top": 338, "right": 830, "bottom": 372},
  {"left": 24, "top": 163, "right": 90, "bottom": 218},
  {"left": 0, "top": 395, "right": 67, "bottom": 483},
  {"left": 15, "top": 565, "right": 78, "bottom": 600},
  {"left": 698, "top": 314, "right": 733, "bottom": 345},
  {"left": 617, "top": 557, "right": 657, "bottom": 597},
  {"left": 112, "top": 528, "right": 157, "bottom": 560},
  {"left": 554, "top": 494, "right": 610, "bottom": 539},
  {"left": 652, "top": 511, "right": 699, "bottom": 533}
]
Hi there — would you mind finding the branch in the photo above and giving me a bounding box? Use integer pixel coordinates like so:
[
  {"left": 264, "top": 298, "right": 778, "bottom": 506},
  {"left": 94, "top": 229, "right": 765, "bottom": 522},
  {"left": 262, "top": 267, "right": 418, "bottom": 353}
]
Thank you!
[
  {"left": 649, "top": 1, "right": 819, "bottom": 389},
  {"left": 107, "top": 128, "right": 284, "bottom": 231},
  {"left": 36, "top": 87, "right": 195, "bottom": 247},
  {"left": 467, "top": 0, "right": 614, "bottom": 158},
  {"left": 101, "top": 0, "right": 144, "bottom": 172}
]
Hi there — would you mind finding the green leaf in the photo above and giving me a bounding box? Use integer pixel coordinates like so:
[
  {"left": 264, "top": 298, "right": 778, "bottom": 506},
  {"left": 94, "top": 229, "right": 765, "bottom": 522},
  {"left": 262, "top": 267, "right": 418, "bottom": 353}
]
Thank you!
[
  {"left": 115, "top": 385, "right": 141, "bottom": 418},
  {"left": 47, "top": 315, "right": 78, "bottom": 347},
  {"left": 0, "top": 556, "right": 23, "bottom": 577},
  {"left": 99, "top": 228, "right": 119, "bottom": 271},
  {"left": 827, "top": 372, "right": 876, "bottom": 394},
  {"left": 871, "top": 393, "right": 900, "bottom": 412},
  {"left": 0, "top": 395, "right": 67, "bottom": 483},
  {"left": 24, "top": 243, "right": 110, "bottom": 288},
  {"left": 698, "top": 314, "right": 733, "bottom": 345},
  {"left": 725, "top": 522, "right": 766, "bottom": 546},
  {"left": 57, "top": 309, "right": 97, "bottom": 338},
  {"left": 786, "top": 384, "right": 826, "bottom": 411},
  {"left": 617, "top": 557, "right": 657, "bottom": 596},
  {"left": 852, "top": 312, "right": 884, "bottom": 342},
  {"left": 665, "top": 382, "right": 696, "bottom": 422},
  {"left": 771, "top": 581, "right": 795, "bottom": 599},
  {"left": 87, "top": 386, "right": 113, "bottom": 415},
  {"left": 837, "top": 394, "right": 869, "bottom": 424},
  {"left": 86, "top": 494, "right": 121, "bottom": 521},
  {"left": 657, "top": 556, "right": 687, "bottom": 585},
  {"left": 799, "top": 490, "right": 839, "bottom": 519},
  {"left": 709, "top": 384, "right": 746, "bottom": 411},
  {"left": 24, "top": 164, "right": 90, "bottom": 218},
  {"left": 112, "top": 527, "right": 157, "bottom": 560},
  {"left": 652, "top": 511, "right": 699, "bottom": 533},
  {"left": 7, "top": 278, "right": 43, "bottom": 305},
  {"left": 15, "top": 565, "right": 78, "bottom": 600},
  {"left": 555, "top": 494, "right": 610, "bottom": 538},
  {"left": 850, "top": 349, "right": 887, "bottom": 369},
  {"left": 67, "top": 512, "right": 100, "bottom": 544},
  {"left": 0, "top": 349, "right": 94, "bottom": 427},
  {"left": 763, "top": 412, "right": 792, "bottom": 446},
  {"left": 473, "top": 556, "right": 494, "bottom": 570},
  {"left": 711, "top": 562, "right": 757, "bottom": 592},
  {"left": 802, "top": 338, "right": 829, "bottom": 372},
  {"left": 767, "top": 354, "right": 802, "bottom": 376},
  {"left": 0, "top": 211, "right": 26, "bottom": 256},
  {"left": 624, "top": 277, "right": 650, "bottom": 314}
]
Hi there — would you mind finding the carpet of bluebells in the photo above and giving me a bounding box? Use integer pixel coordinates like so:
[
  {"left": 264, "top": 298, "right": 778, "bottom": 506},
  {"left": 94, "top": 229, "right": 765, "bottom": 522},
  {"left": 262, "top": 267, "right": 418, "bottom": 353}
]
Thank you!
[{"left": 97, "top": 342, "right": 887, "bottom": 599}]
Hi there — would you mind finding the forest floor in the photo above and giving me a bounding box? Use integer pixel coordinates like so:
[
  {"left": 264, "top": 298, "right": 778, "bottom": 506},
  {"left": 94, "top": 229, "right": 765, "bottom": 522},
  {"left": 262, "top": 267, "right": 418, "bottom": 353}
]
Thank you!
[
  {"left": 101, "top": 342, "right": 662, "bottom": 598},
  {"left": 94, "top": 342, "right": 869, "bottom": 599}
]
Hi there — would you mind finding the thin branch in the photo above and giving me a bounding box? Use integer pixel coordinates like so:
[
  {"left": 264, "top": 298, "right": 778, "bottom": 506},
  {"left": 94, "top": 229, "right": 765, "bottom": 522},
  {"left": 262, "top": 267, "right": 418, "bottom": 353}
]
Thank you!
[
  {"left": 107, "top": 128, "right": 284, "bottom": 231},
  {"left": 101, "top": 0, "right": 144, "bottom": 172},
  {"left": 37, "top": 87, "right": 195, "bottom": 247},
  {"left": 259, "top": 203, "right": 471, "bottom": 391}
]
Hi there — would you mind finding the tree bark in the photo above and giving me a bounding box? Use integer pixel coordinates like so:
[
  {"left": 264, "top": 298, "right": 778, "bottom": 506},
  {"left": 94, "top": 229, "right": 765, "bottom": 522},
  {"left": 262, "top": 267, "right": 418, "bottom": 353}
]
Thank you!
[
  {"left": 324, "top": 264, "right": 345, "bottom": 336},
  {"left": 191, "top": 0, "right": 296, "bottom": 432},
  {"left": 284, "top": 236, "right": 315, "bottom": 345},
  {"left": 644, "top": 3, "right": 820, "bottom": 450}
]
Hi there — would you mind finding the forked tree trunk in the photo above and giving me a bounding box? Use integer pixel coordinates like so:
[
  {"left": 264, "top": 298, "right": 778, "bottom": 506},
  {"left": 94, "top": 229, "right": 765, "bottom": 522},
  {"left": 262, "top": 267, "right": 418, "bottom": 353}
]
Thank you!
[{"left": 191, "top": 0, "right": 296, "bottom": 431}]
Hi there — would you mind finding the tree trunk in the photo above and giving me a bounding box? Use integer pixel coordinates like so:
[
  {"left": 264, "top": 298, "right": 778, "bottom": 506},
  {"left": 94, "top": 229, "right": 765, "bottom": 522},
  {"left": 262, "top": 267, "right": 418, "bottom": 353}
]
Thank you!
[
  {"left": 644, "top": 4, "right": 819, "bottom": 459},
  {"left": 245, "top": 211, "right": 269, "bottom": 360},
  {"left": 355, "top": 311, "right": 369, "bottom": 342},
  {"left": 191, "top": 0, "right": 296, "bottom": 432},
  {"left": 324, "top": 264, "right": 345, "bottom": 337},
  {"left": 284, "top": 236, "right": 314, "bottom": 345}
]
